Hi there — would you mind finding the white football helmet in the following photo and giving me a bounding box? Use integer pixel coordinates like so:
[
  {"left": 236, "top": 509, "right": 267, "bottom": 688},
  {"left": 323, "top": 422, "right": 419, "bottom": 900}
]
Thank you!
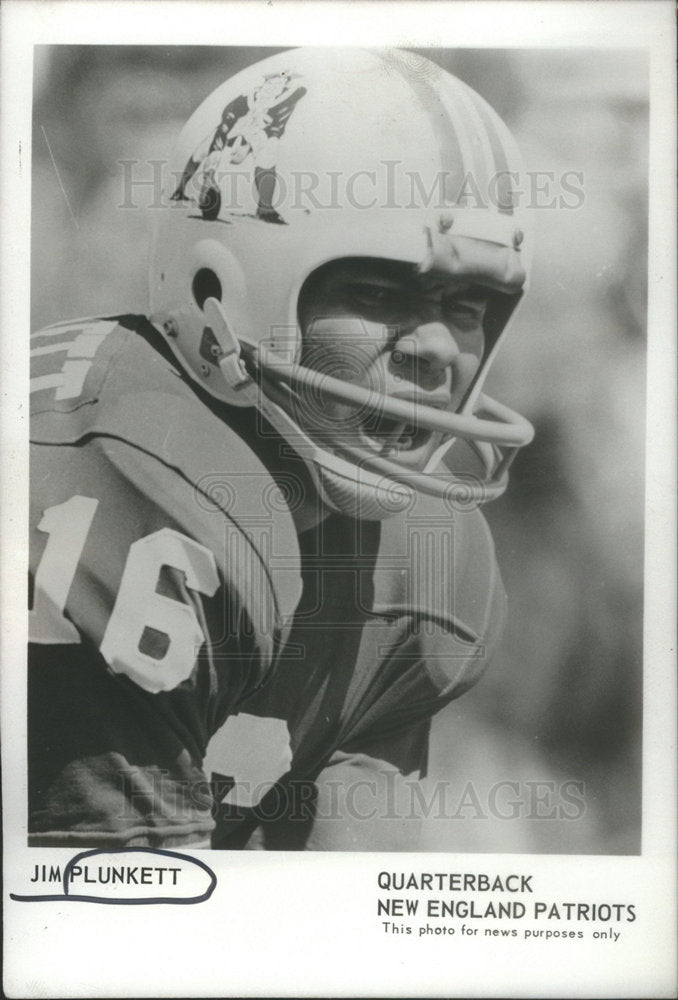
[{"left": 150, "top": 47, "right": 534, "bottom": 518}]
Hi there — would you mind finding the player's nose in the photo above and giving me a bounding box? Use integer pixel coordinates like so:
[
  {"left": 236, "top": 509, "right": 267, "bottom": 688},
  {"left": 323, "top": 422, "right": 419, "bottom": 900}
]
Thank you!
[{"left": 391, "top": 322, "right": 460, "bottom": 374}]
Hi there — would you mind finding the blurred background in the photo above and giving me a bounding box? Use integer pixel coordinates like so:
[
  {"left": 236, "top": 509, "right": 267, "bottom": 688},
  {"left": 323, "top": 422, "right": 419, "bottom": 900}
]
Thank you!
[{"left": 31, "top": 46, "right": 647, "bottom": 854}]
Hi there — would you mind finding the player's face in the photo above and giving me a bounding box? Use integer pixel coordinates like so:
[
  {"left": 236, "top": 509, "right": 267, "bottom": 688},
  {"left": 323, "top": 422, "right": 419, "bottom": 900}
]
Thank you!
[{"left": 298, "top": 258, "right": 488, "bottom": 469}]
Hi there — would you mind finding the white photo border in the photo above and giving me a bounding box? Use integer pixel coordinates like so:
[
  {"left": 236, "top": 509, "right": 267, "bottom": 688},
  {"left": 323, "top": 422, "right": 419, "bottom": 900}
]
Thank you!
[{"left": 1, "top": 2, "right": 675, "bottom": 997}]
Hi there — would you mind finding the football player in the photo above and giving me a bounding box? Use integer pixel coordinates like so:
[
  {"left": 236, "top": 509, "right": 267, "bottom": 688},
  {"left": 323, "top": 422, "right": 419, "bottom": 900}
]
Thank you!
[{"left": 28, "top": 47, "right": 533, "bottom": 850}]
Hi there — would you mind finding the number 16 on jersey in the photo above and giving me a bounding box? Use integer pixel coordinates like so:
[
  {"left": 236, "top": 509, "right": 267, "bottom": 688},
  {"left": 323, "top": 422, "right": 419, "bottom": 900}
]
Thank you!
[{"left": 29, "top": 494, "right": 220, "bottom": 694}]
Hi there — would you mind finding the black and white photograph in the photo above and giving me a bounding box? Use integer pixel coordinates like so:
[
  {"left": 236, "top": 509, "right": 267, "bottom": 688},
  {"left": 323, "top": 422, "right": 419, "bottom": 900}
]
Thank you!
[
  {"left": 1, "top": 2, "right": 675, "bottom": 997},
  {"left": 24, "top": 41, "right": 647, "bottom": 855}
]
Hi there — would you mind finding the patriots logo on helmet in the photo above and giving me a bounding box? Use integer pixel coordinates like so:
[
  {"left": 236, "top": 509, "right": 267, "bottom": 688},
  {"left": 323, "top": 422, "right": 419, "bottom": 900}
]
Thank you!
[{"left": 171, "top": 71, "right": 307, "bottom": 224}]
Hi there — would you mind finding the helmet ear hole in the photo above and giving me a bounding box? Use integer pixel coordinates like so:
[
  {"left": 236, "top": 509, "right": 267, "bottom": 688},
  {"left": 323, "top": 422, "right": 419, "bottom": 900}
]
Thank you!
[{"left": 192, "top": 268, "right": 222, "bottom": 310}]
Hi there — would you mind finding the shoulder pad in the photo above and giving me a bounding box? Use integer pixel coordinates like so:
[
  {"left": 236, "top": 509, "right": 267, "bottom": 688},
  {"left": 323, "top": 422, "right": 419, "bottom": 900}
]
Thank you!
[{"left": 373, "top": 490, "right": 506, "bottom": 646}]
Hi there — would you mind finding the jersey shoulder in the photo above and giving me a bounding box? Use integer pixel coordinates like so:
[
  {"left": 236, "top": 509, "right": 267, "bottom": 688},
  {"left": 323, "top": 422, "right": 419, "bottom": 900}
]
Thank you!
[
  {"left": 30, "top": 314, "right": 302, "bottom": 660},
  {"left": 30, "top": 313, "right": 296, "bottom": 525},
  {"left": 30, "top": 315, "right": 254, "bottom": 462}
]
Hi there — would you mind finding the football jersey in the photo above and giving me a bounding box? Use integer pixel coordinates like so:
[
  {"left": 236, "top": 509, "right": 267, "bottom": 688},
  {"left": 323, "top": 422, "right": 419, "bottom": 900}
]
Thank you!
[
  {"left": 28, "top": 316, "right": 302, "bottom": 847},
  {"left": 207, "top": 486, "right": 507, "bottom": 848}
]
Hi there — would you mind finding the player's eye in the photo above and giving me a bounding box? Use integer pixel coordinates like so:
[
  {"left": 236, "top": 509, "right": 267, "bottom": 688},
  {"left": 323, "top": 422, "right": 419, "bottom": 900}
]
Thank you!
[
  {"left": 442, "top": 291, "right": 488, "bottom": 330},
  {"left": 344, "top": 283, "right": 406, "bottom": 317}
]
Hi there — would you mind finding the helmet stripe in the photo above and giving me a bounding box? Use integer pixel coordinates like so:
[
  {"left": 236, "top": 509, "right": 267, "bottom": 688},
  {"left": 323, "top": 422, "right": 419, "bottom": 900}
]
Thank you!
[
  {"left": 376, "top": 50, "right": 473, "bottom": 203},
  {"left": 448, "top": 83, "right": 497, "bottom": 207},
  {"left": 466, "top": 89, "right": 517, "bottom": 214}
]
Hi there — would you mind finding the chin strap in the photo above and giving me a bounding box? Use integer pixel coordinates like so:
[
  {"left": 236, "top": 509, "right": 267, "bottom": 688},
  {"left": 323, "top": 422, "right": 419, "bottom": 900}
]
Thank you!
[{"left": 203, "top": 298, "right": 257, "bottom": 403}]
